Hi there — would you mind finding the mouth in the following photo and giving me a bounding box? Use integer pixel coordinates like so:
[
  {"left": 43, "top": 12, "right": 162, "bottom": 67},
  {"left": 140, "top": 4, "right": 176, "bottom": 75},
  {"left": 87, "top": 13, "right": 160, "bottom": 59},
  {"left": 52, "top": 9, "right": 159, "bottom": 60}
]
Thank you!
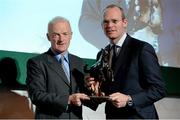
[
  {"left": 57, "top": 41, "right": 65, "bottom": 45},
  {"left": 106, "top": 30, "right": 116, "bottom": 35},
  {"left": 106, "top": 29, "right": 116, "bottom": 33}
]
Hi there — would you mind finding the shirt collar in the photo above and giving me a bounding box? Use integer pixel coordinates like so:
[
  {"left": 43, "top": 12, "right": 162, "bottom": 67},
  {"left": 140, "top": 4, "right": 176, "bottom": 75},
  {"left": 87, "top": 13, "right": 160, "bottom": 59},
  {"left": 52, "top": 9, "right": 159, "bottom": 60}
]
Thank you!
[
  {"left": 110, "top": 33, "right": 127, "bottom": 47},
  {"left": 51, "top": 48, "right": 69, "bottom": 63},
  {"left": 117, "top": 33, "right": 127, "bottom": 47}
]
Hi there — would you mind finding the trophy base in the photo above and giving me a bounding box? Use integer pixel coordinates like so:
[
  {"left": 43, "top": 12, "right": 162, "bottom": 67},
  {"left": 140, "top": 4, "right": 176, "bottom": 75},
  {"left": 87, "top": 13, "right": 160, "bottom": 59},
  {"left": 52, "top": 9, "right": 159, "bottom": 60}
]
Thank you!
[{"left": 89, "top": 96, "right": 109, "bottom": 100}]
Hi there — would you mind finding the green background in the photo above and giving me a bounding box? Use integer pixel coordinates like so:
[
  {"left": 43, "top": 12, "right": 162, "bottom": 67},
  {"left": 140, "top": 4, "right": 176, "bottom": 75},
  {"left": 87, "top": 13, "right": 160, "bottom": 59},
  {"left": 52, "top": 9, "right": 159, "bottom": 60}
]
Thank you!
[{"left": 0, "top": 50, "right": 179, "bottom": 96}]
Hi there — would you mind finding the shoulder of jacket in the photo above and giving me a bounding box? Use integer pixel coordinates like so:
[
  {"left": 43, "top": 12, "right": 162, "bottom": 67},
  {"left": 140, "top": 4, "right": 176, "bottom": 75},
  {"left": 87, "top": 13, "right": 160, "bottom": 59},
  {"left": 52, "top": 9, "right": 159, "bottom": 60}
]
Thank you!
[
  {"left": 69, "top": 53, "right": 82, "bottom": 60},
  {"left": 29, "top": 53, "right": 46, "bottom": 60}
]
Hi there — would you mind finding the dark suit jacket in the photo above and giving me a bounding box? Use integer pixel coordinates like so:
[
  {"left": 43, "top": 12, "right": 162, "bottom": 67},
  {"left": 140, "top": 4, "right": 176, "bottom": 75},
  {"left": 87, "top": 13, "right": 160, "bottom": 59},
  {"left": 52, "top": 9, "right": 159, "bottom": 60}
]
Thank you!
[
  {"left": 100, "top": 34, "right": 166, "bottom": 119},
  {"left": 26, "top": 49, "right": 87, "bottom": 119}
]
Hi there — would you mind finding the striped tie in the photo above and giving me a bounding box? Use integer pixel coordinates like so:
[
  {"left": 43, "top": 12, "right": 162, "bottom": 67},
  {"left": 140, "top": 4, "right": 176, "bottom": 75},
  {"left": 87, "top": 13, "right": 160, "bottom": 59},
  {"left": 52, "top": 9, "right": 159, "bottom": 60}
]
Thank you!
[{"left": 60, "top": 56, "right": 70, "bottom": 82}]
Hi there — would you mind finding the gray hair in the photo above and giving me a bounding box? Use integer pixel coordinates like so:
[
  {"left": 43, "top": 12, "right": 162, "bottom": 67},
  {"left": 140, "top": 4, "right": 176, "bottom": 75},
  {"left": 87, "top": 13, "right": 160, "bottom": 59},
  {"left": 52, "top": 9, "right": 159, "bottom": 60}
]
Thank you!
[{"left": 47, "top": 16, "right": 71, "bottom": 32}]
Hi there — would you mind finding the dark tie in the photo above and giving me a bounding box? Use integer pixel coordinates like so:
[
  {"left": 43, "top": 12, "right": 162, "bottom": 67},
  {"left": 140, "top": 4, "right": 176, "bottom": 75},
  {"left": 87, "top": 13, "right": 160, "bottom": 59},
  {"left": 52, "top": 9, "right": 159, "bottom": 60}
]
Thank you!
[
  {"left": 110, "top": 44, "right": 120, "bottom": 70},
  {"left": 60, "top": 56, "right": 70, "bottom": 82},
  {"left": 113, "top": 44, "right": 120, "bottom": 58}
]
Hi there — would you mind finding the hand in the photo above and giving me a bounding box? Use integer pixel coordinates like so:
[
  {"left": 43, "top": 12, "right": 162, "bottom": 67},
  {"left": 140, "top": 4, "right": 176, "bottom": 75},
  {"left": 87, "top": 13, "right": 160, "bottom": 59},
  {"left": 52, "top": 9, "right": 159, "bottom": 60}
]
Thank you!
[
  {"left": 109, "top": 92, "right": 130, "bottom": 108},
  {"left": 68, "top": 93, "right": 90, "bottom": 106},
  {"left": 85, "top": 76, "right": 100, "bottom": 96}
]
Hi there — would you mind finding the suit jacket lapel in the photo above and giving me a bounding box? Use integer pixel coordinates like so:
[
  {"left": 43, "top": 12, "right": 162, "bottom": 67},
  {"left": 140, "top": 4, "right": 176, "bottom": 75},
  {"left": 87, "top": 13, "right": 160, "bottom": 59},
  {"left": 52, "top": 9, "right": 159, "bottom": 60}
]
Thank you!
[
  {"left": 68, "top": 54, "right": 78, "bottom": 91},
  {"left": 45, "top": 49, "right": 70, "bottom": 86},
  {"left": 113, "top": 35, "right": 132, "bottom": 75}
]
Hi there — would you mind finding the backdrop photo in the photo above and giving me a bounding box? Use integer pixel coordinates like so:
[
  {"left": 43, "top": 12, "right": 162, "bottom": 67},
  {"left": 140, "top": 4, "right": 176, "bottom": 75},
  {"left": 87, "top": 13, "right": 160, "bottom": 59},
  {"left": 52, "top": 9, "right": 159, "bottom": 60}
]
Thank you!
[{"left": 0, "top": 0, "right": 180, "bottom": 68}]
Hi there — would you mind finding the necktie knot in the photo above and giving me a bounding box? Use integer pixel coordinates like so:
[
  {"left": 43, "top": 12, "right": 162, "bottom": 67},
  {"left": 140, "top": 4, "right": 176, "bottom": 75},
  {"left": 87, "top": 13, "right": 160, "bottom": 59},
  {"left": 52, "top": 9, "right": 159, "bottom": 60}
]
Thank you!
[
  {"left": 112, "top": 44, "right": 120, "bottom": 57},
  {"left": 60, "top": 56, "right": 66, "bottom": 64},
  {"left": 109, "top": 44, "right": 121, "bottom": 70}
]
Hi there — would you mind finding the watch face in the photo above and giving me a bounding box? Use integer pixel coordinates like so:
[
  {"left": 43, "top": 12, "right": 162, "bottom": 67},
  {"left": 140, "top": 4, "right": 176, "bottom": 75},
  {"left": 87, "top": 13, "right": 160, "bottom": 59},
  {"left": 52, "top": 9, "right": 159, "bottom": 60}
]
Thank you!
[{"left": 127, "top": 100, "right": 133, "bottom": 107}]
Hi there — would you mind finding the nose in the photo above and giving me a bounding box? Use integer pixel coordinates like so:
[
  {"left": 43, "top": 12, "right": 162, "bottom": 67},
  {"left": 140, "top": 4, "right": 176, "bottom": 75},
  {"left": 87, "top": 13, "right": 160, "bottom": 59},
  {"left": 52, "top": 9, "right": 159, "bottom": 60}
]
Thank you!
[
  {"left": 107, "top": 21, "right": 114, "bottom": 27},
  {"left": 58, "top": 34, "right": 62, "bottom": 40},
  {"left": 57, "top": 33, "right": 66, "bottom": 41},
  {"left": 105, "top": 21, "right": 115, "bottom": 29}
]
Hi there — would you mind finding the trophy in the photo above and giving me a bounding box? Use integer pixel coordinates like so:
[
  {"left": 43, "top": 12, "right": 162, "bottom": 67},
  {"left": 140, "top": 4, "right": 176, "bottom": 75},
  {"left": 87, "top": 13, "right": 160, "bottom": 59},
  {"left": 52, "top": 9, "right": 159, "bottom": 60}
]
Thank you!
[{"left": 84, "top": 48, "right": 114, "bottom": 100}]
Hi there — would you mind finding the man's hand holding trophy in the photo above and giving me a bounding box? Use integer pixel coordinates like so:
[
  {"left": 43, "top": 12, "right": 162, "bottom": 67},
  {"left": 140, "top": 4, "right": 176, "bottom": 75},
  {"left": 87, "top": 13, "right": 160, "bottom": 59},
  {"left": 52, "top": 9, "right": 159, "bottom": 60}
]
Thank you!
[{"left": 84, "top": 48, "right": 114, "bottom": 100}]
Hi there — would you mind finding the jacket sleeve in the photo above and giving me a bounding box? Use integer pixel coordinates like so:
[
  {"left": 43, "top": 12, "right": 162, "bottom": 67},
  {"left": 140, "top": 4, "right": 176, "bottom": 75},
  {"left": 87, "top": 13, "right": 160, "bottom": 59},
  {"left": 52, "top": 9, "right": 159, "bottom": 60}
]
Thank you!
[
  {"left": 26, "top": 58, "right": 68, "bottom": 113},
  {"left": 132, "top": 43, "right": 166, "bottom": 108}
]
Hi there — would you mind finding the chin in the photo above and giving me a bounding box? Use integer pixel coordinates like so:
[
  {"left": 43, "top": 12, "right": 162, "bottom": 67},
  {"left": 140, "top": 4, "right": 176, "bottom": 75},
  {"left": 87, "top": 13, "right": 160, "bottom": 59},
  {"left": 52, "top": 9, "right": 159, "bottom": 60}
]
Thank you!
[
  {"left": 107, "top": 34, "right": 116, "bottom": 38},
  {"left": 108, "top": 36, "right": 116, "bottom": 40}
]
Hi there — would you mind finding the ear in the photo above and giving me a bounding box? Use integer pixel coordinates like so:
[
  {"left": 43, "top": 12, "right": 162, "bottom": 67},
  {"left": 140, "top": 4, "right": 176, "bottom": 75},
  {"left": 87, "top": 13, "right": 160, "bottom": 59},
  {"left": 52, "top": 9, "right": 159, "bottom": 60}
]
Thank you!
[
  {"left": 69, "top": 32, "right": 73, "bottom": 40},
  {"left": 123, "top": 19, "right": 128, "bottom": 28},
  {"left": 101, "top": 21, "right": 104, "bottom": 29},
  {"left": 46, "top": 33, "right": 50, "bottom": 41}
]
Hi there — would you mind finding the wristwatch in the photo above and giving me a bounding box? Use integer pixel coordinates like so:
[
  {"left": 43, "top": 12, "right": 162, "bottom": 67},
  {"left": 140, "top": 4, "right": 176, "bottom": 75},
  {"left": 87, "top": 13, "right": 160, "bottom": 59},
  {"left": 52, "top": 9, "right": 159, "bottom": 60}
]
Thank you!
[{"left": 127, "top": 95, "right": 133, "bottom": 107}]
